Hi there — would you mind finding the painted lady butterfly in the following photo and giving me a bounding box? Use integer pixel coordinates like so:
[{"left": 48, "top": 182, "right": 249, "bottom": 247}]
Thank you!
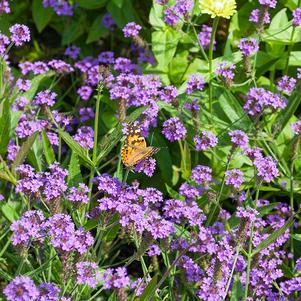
[{"left": 121, "top": 124, "right": 159, "bottom": 167}]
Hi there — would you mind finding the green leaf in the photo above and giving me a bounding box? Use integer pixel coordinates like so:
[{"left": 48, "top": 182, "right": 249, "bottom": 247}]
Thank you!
[
  {"left": 230, "top": 274, "right": 244, "bottom": 301},
  {"left": 62, "top": 19, "right": 85, "bottom": 45},
  {"left": 1, "top": 200, "right": 21, "bottom": 222},
  {"left": 67, "top": 151, "right": 83, "bottom": 187},
  {"left": 76, "top": 0, "right": 107, "bottom": 9},
  {"left": 11, "top": 133, "right": 38, "bottom": 172},
  {"left": 86, "top": 16, "right": 108, "bottom": 43},
  {"left": 32, "top": 0, "right": 54, "bottom": 32},
  {"left": 180, "top": 141, "right": 191, "bottom": 180},
  {"left": 257, "top": 203, "right": 279, "bottom": 217},
  {"left": 273, "top": 90, "right": 301, "bottom": 137},
  {"left": 151, "top": 131, "right": 173, "bottom": 184},
  {"left": 217, "top": 89, "right": 252, "bottom": 130},
  {"left": 0, "top": 98, "right": 11, "bottom": 155},
  {"left": 42, "top": 130, "right": 55, "bottom": 165},
  {"left": 23, "top": 71, "right": 55, "bottom": 102},
  {"left": 152, "top": 28, "right": 181, "bottom": 67},
  {"left": 149, "top": 0, "right": 165, "bottom": 29},
  {"left": 57, "top": 129, "right": 94, "bottom": 168},
  {"left": 252, "top": 217, "right": 294, "bottom": 256},
  {"left": 139, "top": 274, "right": 158, "bottom": 301},
  {"left": 106, "top": 0, "right": 138, "bottom": 28}
]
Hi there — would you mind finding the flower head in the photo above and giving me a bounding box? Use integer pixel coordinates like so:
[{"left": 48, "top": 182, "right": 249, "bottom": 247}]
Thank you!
[
  {"left": 293, "top": 8, "right": 301, "bottom": 27},
  {"left": 9, "top": 24, "right": 30, "bottom": 46},
  {"left": 199, "top": 0, "right": 237, "bottom": 19},
  {"left": 4, "top": 276, "right": 39, "bottom": 301},
  {"left": 123, "top": 22, "right": 142, "bottom": 38},
  {"left": 238, "top": 38, "right": 259, "bottom": 57},
  {"left": 162, "top": 117, "right": 187, "bottom": 142}
]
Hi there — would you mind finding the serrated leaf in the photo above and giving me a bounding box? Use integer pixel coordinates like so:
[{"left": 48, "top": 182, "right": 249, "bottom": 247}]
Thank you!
[
  {"left": 42, "top": 130, "right": 55, "bottom": 165},
  {"left": 252, "top": 217, "right": 294, "bottom": 256},
  {"left": 139, "top": 274, "right": 158, "bottom": 301},
  {"left": 57, "top": 129, "right": 94, "bottom": 168},
  {"left": 32, "top": 0, "right": 54, "bottom": 32},
  {"left": 67, "top": 151, "right": 83, "bottom": 187}
]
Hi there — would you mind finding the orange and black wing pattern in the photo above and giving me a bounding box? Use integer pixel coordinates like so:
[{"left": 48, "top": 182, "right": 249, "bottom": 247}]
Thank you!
[{"left": 121, "top": 124, "right": 159, "bottom": 167}]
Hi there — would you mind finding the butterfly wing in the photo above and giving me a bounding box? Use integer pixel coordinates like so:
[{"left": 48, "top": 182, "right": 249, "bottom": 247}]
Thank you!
[
  {"left": 121, "top": 145, "right": 159, "bottom": 167},
  {"left": 121, "top": 124, "right": 159, "bottom": 167}
]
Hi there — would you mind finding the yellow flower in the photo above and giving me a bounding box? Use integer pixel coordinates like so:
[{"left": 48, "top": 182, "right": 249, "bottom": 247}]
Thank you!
[{"left": 199, "top": 0, "right": 237, "bottom": 19}]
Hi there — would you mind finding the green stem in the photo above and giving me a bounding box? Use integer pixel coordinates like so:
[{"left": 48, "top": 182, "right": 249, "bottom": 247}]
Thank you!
[
  {"left": 206, "top": 150, "right": 232, "bottom": 226},
  {"left": 290, "top": 160, "right": 295, "bottom": 270},
  {"left": 191, "top": 24, "right": 209, "bottom": 62},
  {"left": 244, "top": 222, "right": 254, "bottom": 301},
  {"left": 224, "top": 245, "right": 241, "bottom": 299},
  {"left": 244, "top": 188, "right": 259, "bottom": 300},
  {"left": 208, "top": 18, "right": 219, "bottom": 117},
  {"left": 284, "top": 0, "right": 300, "bottom": 74}
]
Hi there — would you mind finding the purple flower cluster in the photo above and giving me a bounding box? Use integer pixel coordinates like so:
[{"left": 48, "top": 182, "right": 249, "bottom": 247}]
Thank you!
[
  {"left": 293, "top": 8, "right": 301, "bottom": 26},
  {"left": 277, "top": 75, "right": 296, "bottom": 95},
  {"left": 134, "top": 158, "right": 157, "bottom": 177},
  {"left": 16, "top": 163, "right": 68, "bottom": 202},
  {"left": 216, "top": 61, "right": 236, "bottom": 83},
  {"left": 43, "top": 0, "right": 74, "bottom": 16},
  {"left": 244, "top": 87, "right": 286, "bottom": 116},
  {"left": 198, "top": 25, "right": 215, "bottom": 49},
  {"left": 225, "top": 169, "right": 244, "bottom": 189},
  {"left": 259, "top": 0, "right": 277, "bottom": 8},
  {"left": 163, "top": 0, "right": 193, "bottom": 26},
  {"left": 33, "top": 90, "right": 57, "bottom": 107},
  {"left": 4, "top": 276, "right": 40, "bottom": 301},
  {"left": 78, "top": 107, "right": 94, "bottom": 123},
  {"left": 162, "top": 117, "right": 187, "bottom": 141},
  {"left": 64, "top": 45, "right": 80, "bottom": 60},
  {"left": 102, "top": 14, "right": 115, "bottom": 30},
  {"left": 76, "top": 261, "right": 100, "bottom": 288},
  {"left": 45, "top": 214, "right": 93, "bottom": 254},
  {"left": 73, "top": 126, "right": 94, "bottom": 149},
  {"left": 0, "top": 32, "right": 9, "bottom": 55},
  {"left": 9, "top": 24, "right": 30, "bottom": 46},
  {"left": 96, "top": 175, "right": 183, "bottom": 239},
  {"left": 0, "top": 0, "right": 10, "bottom": 14},
  {"left": 291, "top": 120, "right": 301, "bottom": 135},
  {"left": 67, "top": 184, "right": 89, "bottom": 204},
  {"left": 10, "top": 210, "right": 46, "bottom": 246},
  {"left": 100, "top": 267, "right": 130, "bottom": 289},
  {"left": 238, "top": 38, "right": 259, "bottom": 56},
  {"left": 123, "top": 22, "right": 142, "bottom": 38},
  {"left": 191, "top": 165, "right": 212, "bottom": 186},
  {"left": 229, "top": 130, "right": 249, "bottom": 149},
  {"left": 249, "top": 8, "right": 270, "bottom": 25},
  {"left": 194, "top": 130, "right": 218, "bottom": 151},
  {"left": 254, "top": 156, "right": 279, "bottom": 182},
  {"left": 186, "top": 74, "right": 205, "bottom": 94}
]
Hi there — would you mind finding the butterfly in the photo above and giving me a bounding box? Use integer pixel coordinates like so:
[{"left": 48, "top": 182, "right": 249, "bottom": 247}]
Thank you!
[{"left": 121, "top": 124, "right": 160, "bottom": 167}]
